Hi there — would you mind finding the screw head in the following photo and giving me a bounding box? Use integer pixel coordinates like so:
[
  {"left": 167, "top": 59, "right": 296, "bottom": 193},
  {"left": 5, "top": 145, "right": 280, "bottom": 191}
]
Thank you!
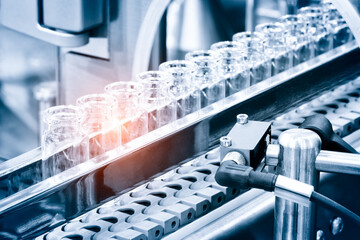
[
  {"left": 237, "top": 114, "right": 248, "bottom": 125},
  {"left": 220, "top": 136, "right": 232, "bottom": 147},
  {"left": 316, "top": 230, "right": 325, "bottom": 240},
  {"left": 331, "top": 217, "right": 343, "bottom": 235}
]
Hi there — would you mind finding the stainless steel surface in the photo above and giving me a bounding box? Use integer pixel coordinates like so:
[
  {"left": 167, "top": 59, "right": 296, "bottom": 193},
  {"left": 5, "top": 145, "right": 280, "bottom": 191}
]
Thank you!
[
  {"left": 274, "top": 175, "right": 314, "bottom": 207},
  {"left": 316, "top": 150, "right": 360, "bottom": 175},
  {"left": 42, "top": 0, "right": 103, "bottom": 33},
  {"left": 276, "top": 128, "right": 321, "bottom": 240},
  {"left": 0, "top": 0, "right": 89, "bottom": 47}
]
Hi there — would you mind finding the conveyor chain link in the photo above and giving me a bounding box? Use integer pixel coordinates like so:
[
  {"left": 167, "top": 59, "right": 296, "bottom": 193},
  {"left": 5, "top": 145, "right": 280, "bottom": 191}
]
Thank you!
[{"left": 44, "top": 76, "right": 360, "bottom": 240}]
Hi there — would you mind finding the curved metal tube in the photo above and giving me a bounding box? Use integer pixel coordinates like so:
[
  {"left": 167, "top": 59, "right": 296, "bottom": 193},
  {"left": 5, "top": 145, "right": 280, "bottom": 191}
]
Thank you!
[{"left": 132, "top": 0, "right": 172, "bottom": 78}]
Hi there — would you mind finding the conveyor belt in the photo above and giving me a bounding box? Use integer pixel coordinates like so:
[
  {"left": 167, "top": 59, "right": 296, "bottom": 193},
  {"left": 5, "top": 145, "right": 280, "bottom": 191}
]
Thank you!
[{"left": 41, "top": 76, "right": 360, "bottom": 240}]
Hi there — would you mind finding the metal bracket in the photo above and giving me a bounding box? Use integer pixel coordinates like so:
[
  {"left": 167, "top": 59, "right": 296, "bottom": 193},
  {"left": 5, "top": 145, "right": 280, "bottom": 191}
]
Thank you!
[{"left": 0, "top": 0, "right": 90, "bottom": 47}]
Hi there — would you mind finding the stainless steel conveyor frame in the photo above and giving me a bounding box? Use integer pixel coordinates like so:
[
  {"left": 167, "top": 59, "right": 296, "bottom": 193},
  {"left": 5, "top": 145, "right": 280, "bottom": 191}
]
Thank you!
[{"left": 1, "top": 42, "right": 360, "bottom": 238}]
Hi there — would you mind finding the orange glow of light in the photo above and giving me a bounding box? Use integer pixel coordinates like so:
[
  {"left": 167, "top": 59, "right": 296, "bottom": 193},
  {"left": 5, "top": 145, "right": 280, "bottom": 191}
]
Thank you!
[
  {"left": 120, "top": 114, "right": 148, "bottom": 145},
  {"left": 88, "top": 118, "right": 121, "bottom": 158}
]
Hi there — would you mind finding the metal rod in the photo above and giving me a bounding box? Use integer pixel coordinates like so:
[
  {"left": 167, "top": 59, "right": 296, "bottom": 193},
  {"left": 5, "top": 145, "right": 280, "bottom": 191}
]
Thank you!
[{"left": 316, "top": 150, "right": 360, "bottom": 175}]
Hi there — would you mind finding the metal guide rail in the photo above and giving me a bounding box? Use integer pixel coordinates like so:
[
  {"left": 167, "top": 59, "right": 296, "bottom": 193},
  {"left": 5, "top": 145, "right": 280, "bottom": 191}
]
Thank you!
[
  {"left": 40, "top": 76, "right": 360, "bottom": 240},
  {"left": 1, "top": 42, "right": 360, "bottom": 239}
]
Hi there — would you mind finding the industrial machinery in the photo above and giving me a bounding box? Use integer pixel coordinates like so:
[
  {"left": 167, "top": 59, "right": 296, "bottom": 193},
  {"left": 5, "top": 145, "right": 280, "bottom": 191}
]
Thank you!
[{"left": 1, "top": 0, "right": 360, "bottom": 239}]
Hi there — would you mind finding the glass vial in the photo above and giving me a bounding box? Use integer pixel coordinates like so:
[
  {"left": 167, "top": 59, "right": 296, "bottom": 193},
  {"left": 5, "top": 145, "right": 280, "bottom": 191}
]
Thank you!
[
  {"left": 280, "top": 15, "right": 312, "bottom": 65},
  {"left": 298, "top": 6, "right": 333, "bottom": 56},
  {"left": 137, "top": 71, "right": 176, "bottom": 132},
  {"left": 256, "top": 22, "right": 292, "bottom": 75},
  {"left": 321, "top": 2, "right": 353, "bottom": 48},
  {"left": 41, "top": 105, "right": 89, "bottom": 178},
  {"left": 185, "top": 50, "right": 225, "bottom": 107},
  {"left": 244, "top": 47, "right": 272, "bottom": 85},
  {"left": 76, "top": 94, "right": 120, "bottom": 158},
  {"left": 104, "top": 81, "right": 148, "bottom": 144},
  {"left": 232, "top": 31, "right": 265, "bottom": 51},
  {"left": 159, "top": 60, "right": 201, "bottom": 119},
  {"left": 210, "top": 41, "right": 251, "bottom": 96}
]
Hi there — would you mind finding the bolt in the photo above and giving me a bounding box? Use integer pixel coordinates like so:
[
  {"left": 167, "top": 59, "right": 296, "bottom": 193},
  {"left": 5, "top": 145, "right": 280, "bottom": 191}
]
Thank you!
[
  {"left": 220, "top": 136, "right": 232, "bottom": 147},
  {"left": 237, "top": 114, "right": 248, "bottom": 125},
  {"left": 331, "top": 217, "right": 343, "bottom": 235},
  {"left": 223, "top": 151, "right": 246, "bottom": 165},
  {"left": 316, "top": 230, "right": 325, "bottom": 240},
  {"left": 266, "top": 144, "right": 280, "bottom": 166}
]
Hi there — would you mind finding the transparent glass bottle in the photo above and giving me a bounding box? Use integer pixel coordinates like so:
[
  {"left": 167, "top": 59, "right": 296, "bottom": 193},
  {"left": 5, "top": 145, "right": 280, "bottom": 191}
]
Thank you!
[
  {"left": 104, "top": 81, "right": 148, "bottom": 144},
  {"left": 137, "top": 71, "right": 176, "bottom": 132},
  {"left": 255, "top": 22, "right": 292, "bottom": 75},
  {"left": 232, "top": 31, "right": 265, "bottom": 51},
  {"left": 159, "top": 60, "right": 200, "bottom": 119},
  {"left": 185, "top": 50, "right": 225, "bottom": 107},
  {"left": 210, "top": 41, "right": 251, "bottom": 96},
  {"left": 280, "top": 15, "right": 312, "bottom": 65},
  {"left": 298, "top": 6, "right": 333, "bottom": 56},
  {"left": 321, "top": 2, "right": 353, "bottom": 48},
  {"left": 243, "top": 47, "right": 272, "bottom": 85},
  {"left": 41, "top": 105, "right": 89, "bottom": 178},
  {"left": 76, "top": 94, "right": 120, "bottom": 158}
]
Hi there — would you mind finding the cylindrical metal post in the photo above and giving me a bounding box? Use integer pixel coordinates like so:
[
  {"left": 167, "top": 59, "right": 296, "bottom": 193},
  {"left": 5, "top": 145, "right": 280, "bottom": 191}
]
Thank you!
[{"left": 275, "top": 129, "right": 321, "bottom": 240}]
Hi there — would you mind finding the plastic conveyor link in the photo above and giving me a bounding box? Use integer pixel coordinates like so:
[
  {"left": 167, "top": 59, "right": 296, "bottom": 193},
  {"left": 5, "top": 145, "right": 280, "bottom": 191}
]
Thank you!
[
  {"left": 42, "top": 150, "right": 242, "bottom": 240},
  {"left": 42, "top": 77, "right": 360, "bottom": 240},
  {"left": 271, "top": 77, "right": 360, "bottom": 141}
]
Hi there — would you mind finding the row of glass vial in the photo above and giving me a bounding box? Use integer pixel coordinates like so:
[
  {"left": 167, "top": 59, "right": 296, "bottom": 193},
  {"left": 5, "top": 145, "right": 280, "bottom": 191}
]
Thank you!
[
  {"left": 41, "top": 46, "right": 255, "bottom": 168},
  {"left": 243, "top": 2, "right": 353, "bottom": 76},
  {"left": 41, "top": 2, "right": 353, "bottom": 174}
]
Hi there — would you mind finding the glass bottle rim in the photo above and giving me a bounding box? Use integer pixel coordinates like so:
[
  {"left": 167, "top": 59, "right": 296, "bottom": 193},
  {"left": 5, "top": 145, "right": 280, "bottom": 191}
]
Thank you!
[
  {"left": 279, "top": 14, "right": 306, "bottom": 29},
  {"left": 43, "top": 105, "right": 82, "bottom": 124},
  {"left": 298, "top": 6, "right": 323, "bottom": 23},
  {"left": 76, "top": 93, "right": 117, "bottom": 111},
  {"left": 298, "top": 6, "right": 322, "bottom": 15},
  {"left": 104, "top": 81, "right": 144, "bottom": 96},
  {"left": 232, "top": 31, "right": 265, "bottom": 42},
  {"left": 185, "top": 50, "right": 221, "bottom": 62},
  {"left": 159, "top": 60, "right": 197, "bottom": 73},
  {"left": 137, "top": 70, "right": 172, "bottom": 87},
  {"left": 210, "top": 41, "right": 243, "bottom": 51},
  {"left": 255, "top": 22, "right": 285, "bottom": 39},
  {"left": 216, "top": 48, "right": 246, "bottom": 61}
]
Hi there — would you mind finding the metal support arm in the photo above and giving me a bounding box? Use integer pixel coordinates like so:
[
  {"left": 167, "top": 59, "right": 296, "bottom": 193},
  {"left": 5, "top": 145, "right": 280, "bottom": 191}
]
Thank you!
[{"left": 315, "top": 150, "right": 360, "bottom": 175}]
